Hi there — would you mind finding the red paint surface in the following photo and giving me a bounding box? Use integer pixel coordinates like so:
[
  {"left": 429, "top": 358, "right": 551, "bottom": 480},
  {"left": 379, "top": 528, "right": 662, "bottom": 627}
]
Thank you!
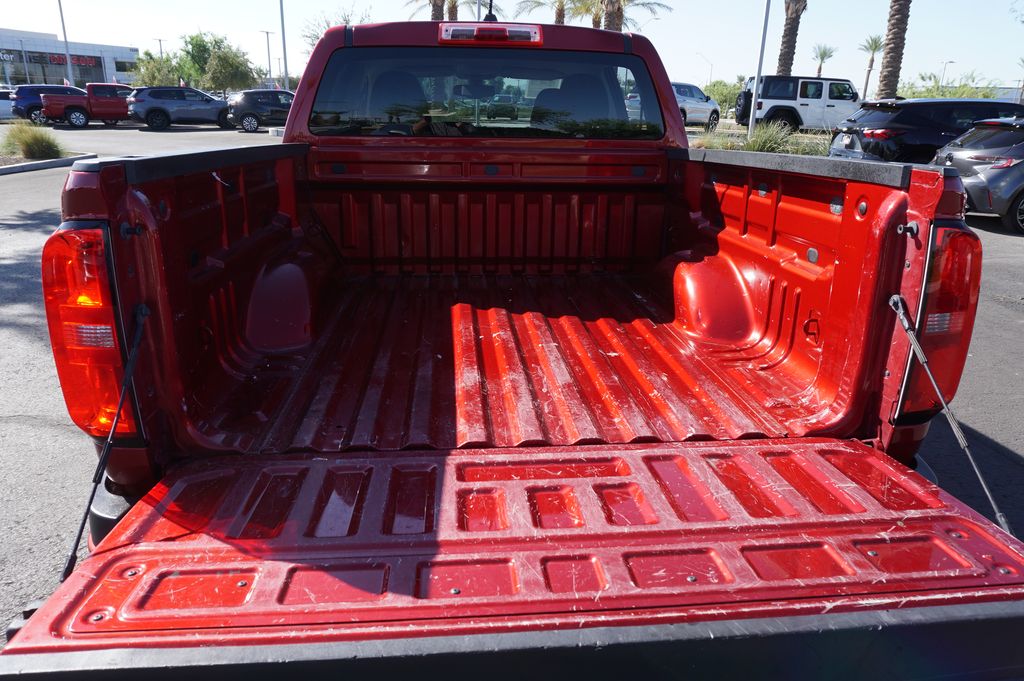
[{"left": 7, "top": 439, "right": 1024, "bottom": 655}]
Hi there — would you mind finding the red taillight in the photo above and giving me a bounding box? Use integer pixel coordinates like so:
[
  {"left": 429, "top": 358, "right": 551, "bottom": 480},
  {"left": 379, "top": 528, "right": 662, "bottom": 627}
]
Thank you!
[
  {"left": 863, "top": 128, "right": 904, "bottom": 140},
  {"left": 438, "top": 23, "right": 543, "bottom": 46},
  {"left": 41, "top": 228, "right": 136, "bottom": 438},
  {"left": 898, "top": 225, "right": 982, "bottom": 416},
  {"left": 968, "top": 155, "right": 1022, "bottom": 169}
]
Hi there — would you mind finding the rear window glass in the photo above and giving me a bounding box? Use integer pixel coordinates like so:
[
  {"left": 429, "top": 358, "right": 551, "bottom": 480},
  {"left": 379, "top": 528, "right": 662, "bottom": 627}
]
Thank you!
[
  {"left": 957, "top": 125, "right": 1024, "bottom": 150},
  {"left": 849, "top": 106, "right": 902, "bottom": 125},
  {"left": 761, "top": 77, "right": 796, "bottom": 100},
  {"left": 308, "top": 46, "right": 664, "bottom": 139}
]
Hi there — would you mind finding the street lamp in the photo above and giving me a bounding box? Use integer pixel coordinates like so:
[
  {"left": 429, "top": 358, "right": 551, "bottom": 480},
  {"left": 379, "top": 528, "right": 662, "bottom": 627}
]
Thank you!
[
  {"left": 260, "top": 30, "right": 274, "bottom": 86},
  {"left": 279, "top": 0, "right": 289, "bottom": 89},
  {"left": 56, "top": 0, "right": 74, "bottom": 86},
  {"left": 696, "top": 51, "right": 713, "bottom": 88},
  {"left": 748, "top": 0, "right": 771, "bottom": 141},
  {"left": 940, "top": 60, "right": 955, "bottom": 94}
]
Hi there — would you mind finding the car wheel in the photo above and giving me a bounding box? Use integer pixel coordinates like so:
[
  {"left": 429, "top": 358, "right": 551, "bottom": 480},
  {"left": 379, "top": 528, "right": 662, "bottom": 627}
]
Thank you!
[
  {"left": 705, "top": 111, "right": 719, "bottom": 132},
  {"left": 767, "top": 111, "right": 799, "bottom": 131},
  {"left": 1003, "top": 193, "right": 1024, "bottom": 235},
  {"left": 240, "top": 113, "right": 260, "bottom": 132},
  {"left": 680, "top": 109, "right": 687, "bottom": 127},
  {"left": 102, "top": 120, "right": 119, "bottom": 126},
  {"left": 145, "top": 110, "right": 170, "bottom": 130},
  {"left": 217, "top": 111, "right": 235, "bottom": 129},
  {"left": 67, "top": 109, "right": 89, "bottom": 128},
  {"left": 28, "top": 107, "right": 48, "bottom": 125}
]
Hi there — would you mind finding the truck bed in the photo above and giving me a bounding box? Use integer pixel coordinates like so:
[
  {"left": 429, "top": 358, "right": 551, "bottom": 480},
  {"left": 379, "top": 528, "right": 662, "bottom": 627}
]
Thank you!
[
  {"left": 250, "top": 272, "right": 799, "bottom": 454},
  {"left": 7, "top": 437, "right": 1024, "bottom": 657}
]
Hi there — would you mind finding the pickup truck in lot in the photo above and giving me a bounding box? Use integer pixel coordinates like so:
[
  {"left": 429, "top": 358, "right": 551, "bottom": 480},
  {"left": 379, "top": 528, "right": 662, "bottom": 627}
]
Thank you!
[
  {"left": 3, "top": 21, "right": 1024, "bottom": 680},
  {"left": 40, "top": 83, "right": 133, "bottom": 128}
]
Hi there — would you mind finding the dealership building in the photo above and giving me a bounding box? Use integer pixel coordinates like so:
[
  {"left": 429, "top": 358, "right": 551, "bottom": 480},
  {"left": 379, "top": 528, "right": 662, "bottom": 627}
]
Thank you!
[{"left": 0, "top": 28, "right": 138, "bottom": 87}]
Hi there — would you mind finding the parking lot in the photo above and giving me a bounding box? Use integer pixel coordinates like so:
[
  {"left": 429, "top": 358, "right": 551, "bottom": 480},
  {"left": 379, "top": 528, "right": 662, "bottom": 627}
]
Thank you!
[{"left": 0, "top": 124, "right": 1023, "bottom": 628}]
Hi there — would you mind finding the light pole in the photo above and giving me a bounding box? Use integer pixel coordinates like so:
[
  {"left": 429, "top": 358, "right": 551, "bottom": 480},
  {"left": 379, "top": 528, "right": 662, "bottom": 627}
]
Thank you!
[
  {"left": 260, "top": 30, "right": 274, "bottom": 86},
  {"left": 19, "top": 39, "right": 31, "bottom": 84},
  {"left": 748, "top": 0, "right": 771, "bottom": 141},
  {"left": 56, "top": 0, "right": 74, "bottom": 86},
  {"left": 279, "top": 0, "right": 289, "bottom": 89},
  {"left": 940, "top": 60, "right": 955, "bottom": 94},
  {"left": 155, "top": 38, "right": 165, "bottom": 58},
  {"left": 696, "top": 51, "right": 713, "bottom": 88}
]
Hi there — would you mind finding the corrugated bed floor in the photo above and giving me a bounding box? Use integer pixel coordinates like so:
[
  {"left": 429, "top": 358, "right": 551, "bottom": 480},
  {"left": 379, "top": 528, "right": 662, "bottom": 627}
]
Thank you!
[{"left": 259, "top": 274, "right": 804, "bottom": 453}]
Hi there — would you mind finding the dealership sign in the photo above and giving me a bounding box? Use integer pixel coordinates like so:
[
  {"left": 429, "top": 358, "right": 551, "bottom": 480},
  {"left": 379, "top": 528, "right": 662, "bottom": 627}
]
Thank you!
[
  {"left": 0, "top": 50, "right": 16, "bottom": 62},
  {"left": 47, "top": 54, "right": 99, "bottom": 67}
]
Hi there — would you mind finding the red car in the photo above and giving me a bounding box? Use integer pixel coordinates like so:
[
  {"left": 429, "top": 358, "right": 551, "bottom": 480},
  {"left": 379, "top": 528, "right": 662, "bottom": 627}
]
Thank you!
[{"left": 40, "top": 83, "right": 133, "bottom": 128}]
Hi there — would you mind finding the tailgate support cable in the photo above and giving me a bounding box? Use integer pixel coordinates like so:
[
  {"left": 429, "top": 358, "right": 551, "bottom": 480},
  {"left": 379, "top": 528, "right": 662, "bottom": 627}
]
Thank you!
[
  {"left": 889, "top": 295, "right": 1013, "bottom": 536},
  {"left": 60, "top": 304, "right": 150, "bottom": 582}
]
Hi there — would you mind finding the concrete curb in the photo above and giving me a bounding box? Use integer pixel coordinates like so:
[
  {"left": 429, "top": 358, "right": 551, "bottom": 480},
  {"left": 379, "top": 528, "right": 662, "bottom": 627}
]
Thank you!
[{"left": 0, "top": 152, "right": 97, "bottom": 177}]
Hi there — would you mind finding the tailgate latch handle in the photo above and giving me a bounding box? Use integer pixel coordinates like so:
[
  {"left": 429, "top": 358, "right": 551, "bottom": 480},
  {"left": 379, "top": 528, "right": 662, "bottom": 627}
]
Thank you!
[
  {"left": 889, "top": 294, "right": 1013, "bottom": 536},
  {"left": 896, "top": 221, "right": 918, "bottom": 237}
]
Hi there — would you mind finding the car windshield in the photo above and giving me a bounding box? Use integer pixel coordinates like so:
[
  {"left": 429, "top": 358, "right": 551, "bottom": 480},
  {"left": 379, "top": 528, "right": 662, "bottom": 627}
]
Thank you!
[
  {"left": 308, "top": 46, "right": 664, "bottom": 139},
  {"left": 956, "top": 125, "right": 1024, "bottom": 150}
]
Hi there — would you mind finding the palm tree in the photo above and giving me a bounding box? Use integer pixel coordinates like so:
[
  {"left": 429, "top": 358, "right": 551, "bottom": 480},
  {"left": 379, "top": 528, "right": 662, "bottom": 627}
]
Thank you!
[
  {"left": 601, "top": 0, "right": 671, "bottom": 31},
  {"left": 876, "top": 0, "right": 912, "bottom": 99},
  {"left": 448, "top": 0, "right": 505, "bottom": 19},
  {"left": 405, "top": 0, "right": 448, "bottom": 20},
  {"left": 567, "top": 0, "right": 602, "bottom": 27},
  {"left": 603, "top": 0, "right": 623, "bottom": 30},
  {"left": 776, "top": 0, "right": 807, "bottom": 77},
  {"left": 516, "top": 0, "right": 567, "bottom": 24},
  {"left": 859, "top": 35, "right": 883, "bottom": 98},
  {"left": 812, "top": 44, "right": 835, "bottom": 77}
]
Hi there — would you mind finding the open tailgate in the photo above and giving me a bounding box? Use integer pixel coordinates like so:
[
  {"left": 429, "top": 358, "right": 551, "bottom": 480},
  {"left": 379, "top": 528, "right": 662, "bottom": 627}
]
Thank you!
[{"left": 5, "top": 438, "right": 1024, "bottom": 679}]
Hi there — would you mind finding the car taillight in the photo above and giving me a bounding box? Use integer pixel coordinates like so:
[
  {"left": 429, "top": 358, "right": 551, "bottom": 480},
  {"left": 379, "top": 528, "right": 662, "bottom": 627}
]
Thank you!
[
  {"left": 438, "top": 23, "right": 543, "bottom": 46},
  {"left": 968, "top": 155, "right": 1022, "bottom": 169},
  {"left": 41, "top": 227, "right": 137, "bottom": 438},
  {"left": 863, "top": 128, "right": 904, "bottom": 140},
  {"left": 897, "top": 225, "right": 982, "bottom": 417},
  {"left": 756, "top": 101, "right": 763, "bottom": 110}
]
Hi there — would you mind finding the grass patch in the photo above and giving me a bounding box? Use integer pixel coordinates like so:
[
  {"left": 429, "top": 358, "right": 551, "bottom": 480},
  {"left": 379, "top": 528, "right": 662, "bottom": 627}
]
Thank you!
[
  {"left": 692, "top": 122, "right": 832, "bottom": 156},
  {"left": 1, "top": 121, "right": 64, "bottom": 160}
]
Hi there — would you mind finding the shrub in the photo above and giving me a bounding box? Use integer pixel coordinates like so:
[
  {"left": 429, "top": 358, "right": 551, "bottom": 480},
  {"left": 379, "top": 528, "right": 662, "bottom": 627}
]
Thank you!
[
  {"left": 744, "top": 120, "right": 792, "bottom": 154},
  {"left": 2, "top": 121, "right": 64, "bottom": 160},
  {"left": 788, "top": 133, "right": 832, "bottom": 156}
]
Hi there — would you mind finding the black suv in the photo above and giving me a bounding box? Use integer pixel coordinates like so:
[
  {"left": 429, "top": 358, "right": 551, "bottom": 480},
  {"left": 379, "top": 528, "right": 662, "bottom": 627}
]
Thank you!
[
  {"left": 226, "top": 89, "right": 294, "bottom": 132},
  {"left": 829, "top": 98, "right": 1024, "bottom": 163},
  {"left": 126, "top": 87, "right": 233, "bottom": 130}
]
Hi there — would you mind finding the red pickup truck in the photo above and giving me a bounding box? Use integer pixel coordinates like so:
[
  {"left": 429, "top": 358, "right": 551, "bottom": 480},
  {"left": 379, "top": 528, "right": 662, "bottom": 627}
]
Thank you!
[
  {"left": 40, "top": 83, "right": 133, "bottom": 128},
  {"left": 4, "top": 21, "right": 1024, "bottom": 679}
]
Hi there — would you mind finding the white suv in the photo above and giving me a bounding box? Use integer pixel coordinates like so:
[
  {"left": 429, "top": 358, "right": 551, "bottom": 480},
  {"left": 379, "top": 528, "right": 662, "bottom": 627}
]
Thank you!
[{"left": 736, "top": 76, "right": 860, "bottom": 132}]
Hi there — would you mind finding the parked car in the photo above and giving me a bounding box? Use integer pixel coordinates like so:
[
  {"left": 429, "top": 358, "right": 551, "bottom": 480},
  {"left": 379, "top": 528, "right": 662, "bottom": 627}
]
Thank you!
[
  {"left": 935, "top": 117, "right": 1024, "bottom": 233},
  {"left": 485, "top": 93, "right": 519, "bottom": 120},
  {"left": 624, "top": 91, "right": 642, "bottom": 120},
  {"left": 671, "top": 81, "right": 719, "bottom": 130},
  {"left": 736, "top": 75, "right": 859, "bottom": 131},
  {"left": 5, "top": 20, "right": 1024, "bottom": 680},
  {"left": 40, "top": 83, "right": 132, "bottom": 128},
  {"left": 0, "top": 90, "right": 13, "bottom": 120},
  {"left": 10, "top": 84, "right": 86, "bottom": 124},
  {"left": 829, "top": 98, "right": 1024, "bottom": 164},
  {"left": 126, "top": 86, "right": 233, "bottom": 130},
  {"left": 226, "top": 89, "right": 294, "bottom": 132}
]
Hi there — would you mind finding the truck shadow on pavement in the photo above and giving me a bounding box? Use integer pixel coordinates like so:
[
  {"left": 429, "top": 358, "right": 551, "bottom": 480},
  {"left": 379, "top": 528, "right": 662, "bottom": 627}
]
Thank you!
[
  {"left": 0, "top": 208, "right": 60, "bottom": 345},
  {"left": 966, "top": 214, "right": 1021, "bottom": 237},
  {"left": 922, "top": 418, "right": 1024, "bottom": 534}
]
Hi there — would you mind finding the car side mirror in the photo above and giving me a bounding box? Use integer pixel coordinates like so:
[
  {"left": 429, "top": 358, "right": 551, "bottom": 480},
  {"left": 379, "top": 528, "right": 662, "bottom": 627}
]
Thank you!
[
  {"left": 705, "top": 95, "right": 711, "bottom": 102},
  {"left": 853, "top": 94, "right": 859, "bottom": 102}
]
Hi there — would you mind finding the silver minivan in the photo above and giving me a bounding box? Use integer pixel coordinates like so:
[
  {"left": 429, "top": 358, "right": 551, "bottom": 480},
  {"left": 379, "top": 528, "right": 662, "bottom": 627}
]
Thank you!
[{"left": 671, "top": 82, "right": 720, "bottom": 131}]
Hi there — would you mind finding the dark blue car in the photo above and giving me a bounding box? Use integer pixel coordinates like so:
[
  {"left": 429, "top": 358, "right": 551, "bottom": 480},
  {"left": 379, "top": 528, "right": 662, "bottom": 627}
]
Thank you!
[{"left": 10, "top": 84, "right": 85, "bottom": 124}]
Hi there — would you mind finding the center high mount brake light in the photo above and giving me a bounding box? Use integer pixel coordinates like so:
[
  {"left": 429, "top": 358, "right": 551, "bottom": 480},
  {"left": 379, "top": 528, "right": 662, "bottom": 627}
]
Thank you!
[{"left": 438, "top": 23, "right": 543, "bottom": 46}]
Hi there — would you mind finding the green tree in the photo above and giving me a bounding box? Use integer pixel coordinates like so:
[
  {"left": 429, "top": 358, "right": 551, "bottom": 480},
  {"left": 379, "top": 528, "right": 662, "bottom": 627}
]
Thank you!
[
  {"left": 133, "top": 50, "right": 183, "bottom": 87},
  {"left": 859, "top": 35, "right": 883, "bottom": 98},
  {"left": 876, "top": 0, "right": 912, "bottom": 99},
  {"left": 567, "top": 0, "right": 602, "bottom": 27},
  {"left": 516, "top": 0, "right": 567, "bottom": 24},
  {"left": 812, "top": 44, "right": 835, "bottom": 77},
  {"left": 706, "top": 77, "right": 745, "bottom": 118},
  {"left": 776, "top": 0, "right": 807, "bottom": 77},
  {"left": 203, "top": 46, "right": 259, "bottom": 97},
  {"left": 179, "top": 32, "right": 228, "bottom": 84},
  {"left": 897, "top": 71, "right": 996, "bottom": 99}
]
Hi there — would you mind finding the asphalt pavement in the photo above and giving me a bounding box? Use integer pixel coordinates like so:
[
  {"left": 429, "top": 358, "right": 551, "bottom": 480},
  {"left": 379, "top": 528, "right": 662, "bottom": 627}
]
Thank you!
[{"left": 0, "top": 126, "right": 1022, "bottom": 634}]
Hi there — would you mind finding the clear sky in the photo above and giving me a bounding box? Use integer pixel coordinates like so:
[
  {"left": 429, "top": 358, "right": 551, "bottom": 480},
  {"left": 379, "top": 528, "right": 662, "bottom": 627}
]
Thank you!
[{"left": 5, "top": 0, "right": 1024, "bottom": 95}]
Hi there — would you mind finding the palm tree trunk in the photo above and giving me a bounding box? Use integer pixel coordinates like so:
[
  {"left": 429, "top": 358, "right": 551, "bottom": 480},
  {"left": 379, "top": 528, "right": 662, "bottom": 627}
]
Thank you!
[
  {"left": 446, "top": 0, "right": 457, "bottom": 20},
  {"left": 816, "top": 62, "right": 822, "bottom": 77},
  {"left": 431, "top": 0, "right": 445, "bottom": 21},
  {"left": 862, "top": 54, "right": 875, "bottom": 98},
  {"left": 554, "top": 0, "right": 566, "bottom": 24},
  {"left": 876, "top": 0, "right": 912, "bottom": 99},
  {"left": 776, "top": 1, "right": 806, "bottom": 77},
  {"left": 591, "top": 11, "right": 601, "bottom": 28},
  {"left": 602, "top": 0, "right": 623, "bottom": 31}
]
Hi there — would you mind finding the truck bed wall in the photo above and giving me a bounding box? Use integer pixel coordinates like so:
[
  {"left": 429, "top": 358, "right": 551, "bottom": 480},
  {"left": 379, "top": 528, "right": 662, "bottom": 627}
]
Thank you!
[{"left": 100, "top": 146, "right": 916, "bottom": 462}]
